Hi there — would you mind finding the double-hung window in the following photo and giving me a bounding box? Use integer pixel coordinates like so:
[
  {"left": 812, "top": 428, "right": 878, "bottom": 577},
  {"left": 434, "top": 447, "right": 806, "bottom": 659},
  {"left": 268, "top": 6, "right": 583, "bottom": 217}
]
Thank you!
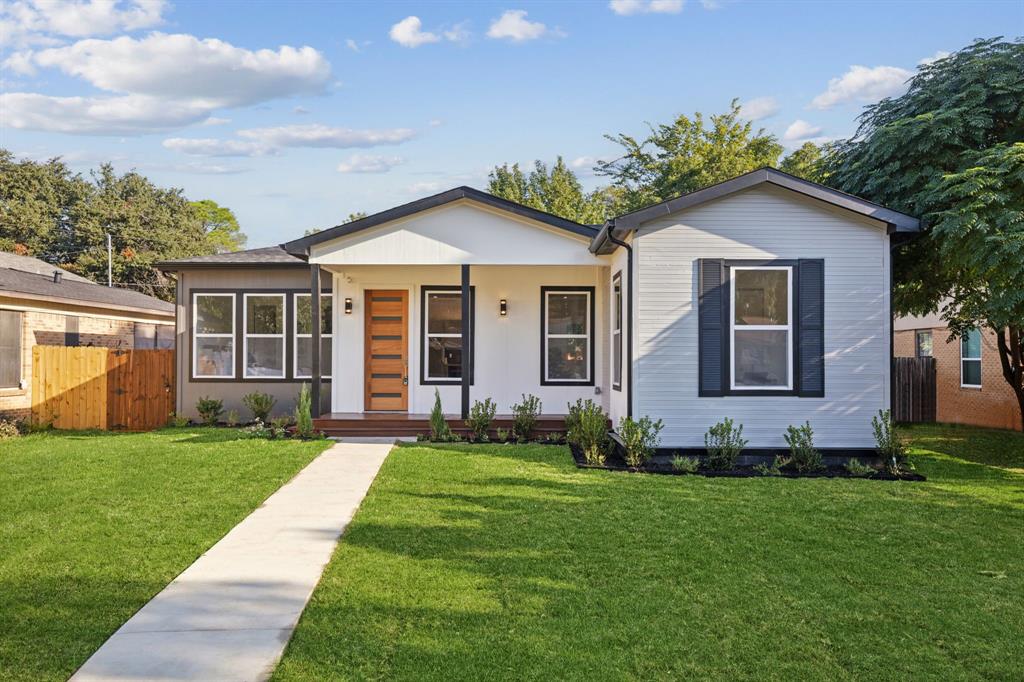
[
  {"left": 422, "top": 287, "right": 472, "bottom": 383},
  {"left": 542, "top": 287, "right": 593, "bottom": 385},
  {"left": 295, "top": 293, "right": 332, "bottom": 379},
  {"left": 612, "top": 273, "right": 622, "bottom": 390},
  {"left": 730, "top": 266, "right": 792, "bottom": 390},
  {"left": 193, "top": 293, "right": 235, "bottom": 378},
  {"left": 244, "top": 294, "right": 285, "bottom": 378},
  {"left": 961, "top": 329, "right": 982, "bottom": 387}
]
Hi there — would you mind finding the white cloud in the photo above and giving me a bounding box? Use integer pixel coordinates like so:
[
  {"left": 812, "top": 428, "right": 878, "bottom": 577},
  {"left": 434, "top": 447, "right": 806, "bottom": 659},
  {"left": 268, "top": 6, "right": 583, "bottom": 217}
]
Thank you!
[
  {"left": 919, "top": 50, "right": 950, "bottom": 65},
  {"left": 199, "top": 116, "right": 231, "bottom": 126},
  {"left": 487, "top": 10, "right": 557, "bottom": 42},
  {"left": 609, "top": 0, "right": 683, "bottom": 15},
  {"left": 700, "top": 0, "right": 721, "bottom": 8},
  {"left": 162, "top": 137, "right": 271, "bottom": 157},
  {"left": 428, "top": 119, "right": 443, "bottom": 127},
  {"left": 345, "top": 38, "right": 359, "bottom": 52},
  {"left": 2, "top": 50, "right": 37, "bottom": 75},
  {"left": 0, "top": 0, "right": 167, "bottom": 47},
  {"left": 336, "top": 154, "right": 404, "bottom": 174},
  {"left": 407, "top": 180, "right": 444, "bottom": 194},
  {"left": 389, "top": 16, "right": 440, "bottom": 47},
  {"left": 3, "top": 33, "right": 333, "bottom": 135},
  {"left": 810, "top": 64, "right": 912, "bottom": 110},
  {"left": 237, "top": 124, "right": 415, "bottom": 149},
  {"left": 783, "top": 119, "right": 823, "bottom": 142},
  {"left": 443, "top": 21, "right": 471, "bottom": 44},
  {"left": 293, "top": 106, "right": 310, "bottom": 115},
  {"left": 739, "top": 96, "right": 779, "bottom": 121}
]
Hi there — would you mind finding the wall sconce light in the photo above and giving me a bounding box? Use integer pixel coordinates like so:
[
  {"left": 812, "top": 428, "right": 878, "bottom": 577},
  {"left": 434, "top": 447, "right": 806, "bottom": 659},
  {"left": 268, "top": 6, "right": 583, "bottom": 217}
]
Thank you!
[
  {"left": 499, "top": 299, "right": 508, "bottom": 317},
  {"left": 344, "top": 297, "right": 353, "bottom": 314}
]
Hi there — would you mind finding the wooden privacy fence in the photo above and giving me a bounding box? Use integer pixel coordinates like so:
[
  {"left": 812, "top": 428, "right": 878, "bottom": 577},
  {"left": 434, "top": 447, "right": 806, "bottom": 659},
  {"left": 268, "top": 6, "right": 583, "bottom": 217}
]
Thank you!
[
  {"left": 893, "top": 356, "right": 936, "bottom": 423},
  {"left": 32, "top": 346, "right": 175, "bottom": 431}
]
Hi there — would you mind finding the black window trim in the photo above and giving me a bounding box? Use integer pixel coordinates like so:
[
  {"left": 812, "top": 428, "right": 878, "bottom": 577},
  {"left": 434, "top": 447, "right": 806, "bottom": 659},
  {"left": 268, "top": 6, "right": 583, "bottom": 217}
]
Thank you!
[
  {"left": 419, "top": 285, "right": 475, "bottom": 386},
  {"left": 915, "top": 329, "right": 933, "bottom": 358},
  {"left": 612, "top": 271, "right": 622, "bottom": 392},
  {"left": 540, "top": 285, "right": 596, "bottom": 387}
]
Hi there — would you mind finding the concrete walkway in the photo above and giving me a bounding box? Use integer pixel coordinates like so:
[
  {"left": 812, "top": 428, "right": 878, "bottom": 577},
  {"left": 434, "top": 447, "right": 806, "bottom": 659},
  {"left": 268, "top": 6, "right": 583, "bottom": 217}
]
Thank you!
[{"left": 71, "top": 440, "right": 393, "bottom": 682}]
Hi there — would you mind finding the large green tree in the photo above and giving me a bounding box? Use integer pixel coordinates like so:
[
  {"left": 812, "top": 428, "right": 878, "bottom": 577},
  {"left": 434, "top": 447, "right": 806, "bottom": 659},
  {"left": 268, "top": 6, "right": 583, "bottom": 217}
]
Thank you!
[
  {"left": 190, "top": 199, "right": 246, "bottom": 253},
  {"left": 0, "top": 151, "right": 245, "bottom": 300},
  {"left": 488, "top": 157, "right": 607, "bottom": 224},
  {"left": 596, "top": 99, "right": 784, "bottom": 213},
  {"left": 824, "top": 37, "right": 1024, "bottom": 423},
  {"left": 779, "top": 142, "right": 829, "bottom": 183}
]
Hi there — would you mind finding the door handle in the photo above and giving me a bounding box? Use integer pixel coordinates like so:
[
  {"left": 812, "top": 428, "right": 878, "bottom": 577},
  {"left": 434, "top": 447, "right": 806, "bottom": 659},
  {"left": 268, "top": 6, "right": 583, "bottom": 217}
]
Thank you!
[{"left": 402, "top": 364, "right": 408, "bottom": 386}]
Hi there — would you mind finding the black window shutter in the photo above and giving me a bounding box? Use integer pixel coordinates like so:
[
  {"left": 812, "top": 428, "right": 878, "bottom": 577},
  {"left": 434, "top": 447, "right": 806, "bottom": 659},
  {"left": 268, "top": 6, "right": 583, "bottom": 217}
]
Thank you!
[
  {"left": 797, "top": 259, "right": 825, "bottom": 397},
  {"left": 698, "top": 259, "right": 726, "bottom": 396}
]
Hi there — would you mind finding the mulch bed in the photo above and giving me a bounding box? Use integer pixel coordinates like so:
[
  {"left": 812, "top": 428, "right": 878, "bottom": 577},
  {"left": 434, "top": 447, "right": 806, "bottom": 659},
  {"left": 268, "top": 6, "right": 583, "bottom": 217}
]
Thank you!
[{"left": 569, "top": 444, "right": 926, "bottom": 481}]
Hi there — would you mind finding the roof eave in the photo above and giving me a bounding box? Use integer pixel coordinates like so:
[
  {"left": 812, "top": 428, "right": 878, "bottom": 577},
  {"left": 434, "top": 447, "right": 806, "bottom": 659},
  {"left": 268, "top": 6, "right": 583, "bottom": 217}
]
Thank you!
[{"left": 0, "top": 289, "right": 174, "bottom": 318}]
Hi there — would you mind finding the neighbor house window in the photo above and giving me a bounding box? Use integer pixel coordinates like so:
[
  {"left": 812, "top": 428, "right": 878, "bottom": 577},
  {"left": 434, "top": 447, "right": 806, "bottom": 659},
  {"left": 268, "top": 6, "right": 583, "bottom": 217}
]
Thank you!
[
  {"left": 0, "top": 310, "right": 22, "bottom": 388},
  {"left": 193, "top": 293, "right": 235, "bottom": 378},
  {"left": 244, "top": 293, "right": 285, "bottom": 378},
  {"left": 961, "top": 328, "right": 982, "bottom": 387},
  {"left": 612, "top": 272, "right": 622, "bottom": 390},
  {"left": 295, "top": 293, "right": 332, "bottom": 379},
  {"left": 542, "top": 288, "right": 593, "bottom": 385},
  {"left": 915, "top": 330, "right": 933, "bottom": 357},
  {"left": 422, "top": 287, "right": 473, "bottom": 383},
  {"left": 730, "top": 266, "right": 792, "bottom": 390}
]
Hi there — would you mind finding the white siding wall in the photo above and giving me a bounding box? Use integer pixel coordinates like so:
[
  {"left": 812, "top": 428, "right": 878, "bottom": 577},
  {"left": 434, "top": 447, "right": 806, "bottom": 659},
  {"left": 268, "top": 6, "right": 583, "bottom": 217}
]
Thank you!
[
  {"left": 635, "top": 185, "right": 890, "bottom": 448},
  {"left": 331, "top": 265, "right": 608, "bottom": 415},
  {"left": 608, "top": 237, "right": 631, "bottom": 426}
]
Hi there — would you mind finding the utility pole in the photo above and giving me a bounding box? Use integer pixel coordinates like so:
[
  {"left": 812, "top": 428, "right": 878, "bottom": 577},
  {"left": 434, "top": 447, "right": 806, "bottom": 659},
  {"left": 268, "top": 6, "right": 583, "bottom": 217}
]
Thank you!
[{"left": 107, "top": 233, "right": 112, "bottom": 287}]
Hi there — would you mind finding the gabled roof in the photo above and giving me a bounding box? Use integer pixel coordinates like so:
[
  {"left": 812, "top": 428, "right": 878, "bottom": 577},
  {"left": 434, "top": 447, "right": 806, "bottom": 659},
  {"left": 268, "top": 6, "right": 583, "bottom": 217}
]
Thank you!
[
  {"left": 282, "top": 185, "right": 598, "bottom": 257},
  {"left": 590, "top": 167, "right": 921, "bottom": 254},
  {"left": 0, "top": 254, "right": 174, "bottom": 317},
  {"left": 156, "top": 245, "right": 304, "bottom": 270},
  {"left": 0, "top": 251, "right": 94, "bottom": 284}
]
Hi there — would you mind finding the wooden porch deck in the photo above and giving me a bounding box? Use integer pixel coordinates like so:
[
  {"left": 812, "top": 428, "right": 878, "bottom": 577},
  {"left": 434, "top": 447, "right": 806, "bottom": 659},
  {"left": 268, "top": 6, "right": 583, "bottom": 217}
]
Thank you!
[{"left": 313, "top": 412, "right": 571, "bottom": 438}]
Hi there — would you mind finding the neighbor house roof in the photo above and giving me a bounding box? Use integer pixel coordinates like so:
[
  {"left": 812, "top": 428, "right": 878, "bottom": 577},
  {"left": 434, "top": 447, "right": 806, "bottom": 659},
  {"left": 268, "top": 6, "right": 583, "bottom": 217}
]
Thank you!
[
  {"left": 156, "top": 245, "right": 306, "bottom": 270},
  {"left": 281, "top": 186, "right": 598, "bottom": 257},
  {"left": 590, "top": 167, "right": 922, "bottom": 254},
  {"left": 0, "top": 252, "right": 174, "bottom": 317}
]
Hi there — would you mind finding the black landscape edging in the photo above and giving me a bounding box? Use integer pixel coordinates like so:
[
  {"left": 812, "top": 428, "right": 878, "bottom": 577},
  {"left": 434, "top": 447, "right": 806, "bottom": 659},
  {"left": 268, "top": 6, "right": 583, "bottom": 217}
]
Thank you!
[{"left": 569, "top": 444, "right": 925, "bottom": 481}]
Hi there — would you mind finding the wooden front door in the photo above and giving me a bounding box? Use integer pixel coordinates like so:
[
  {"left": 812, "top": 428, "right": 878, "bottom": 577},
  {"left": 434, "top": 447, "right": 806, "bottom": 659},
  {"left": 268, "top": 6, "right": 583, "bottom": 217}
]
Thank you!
[{"left": 364, "top": 290, "right": 409, "bottom": 411}]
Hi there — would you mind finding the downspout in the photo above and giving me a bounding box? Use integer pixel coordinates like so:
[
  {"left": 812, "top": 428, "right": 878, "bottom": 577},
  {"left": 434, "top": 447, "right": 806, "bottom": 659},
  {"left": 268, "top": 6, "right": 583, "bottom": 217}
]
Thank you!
[{"left": 606, "top": 222, "right": 634, "bottom": 419}]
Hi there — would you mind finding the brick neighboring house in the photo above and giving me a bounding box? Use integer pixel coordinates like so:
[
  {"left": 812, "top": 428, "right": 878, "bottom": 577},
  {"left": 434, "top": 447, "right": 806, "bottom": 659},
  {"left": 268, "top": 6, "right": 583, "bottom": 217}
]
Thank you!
[
  {"left": 895, "top": 311, "right": 1022, "bottom": 432},
  {"left": 0, "top": 252, "right": 175, "bottom": 421}
]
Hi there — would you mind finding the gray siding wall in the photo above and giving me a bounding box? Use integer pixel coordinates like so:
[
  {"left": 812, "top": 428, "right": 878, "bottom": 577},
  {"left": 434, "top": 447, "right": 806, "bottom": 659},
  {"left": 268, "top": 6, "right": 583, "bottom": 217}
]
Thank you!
[
  {"left": 175, "top": 268, "right": 330, "bottom": 421},
  {"left": 635, "top": 185, "right": 890, "bottom": 448}
]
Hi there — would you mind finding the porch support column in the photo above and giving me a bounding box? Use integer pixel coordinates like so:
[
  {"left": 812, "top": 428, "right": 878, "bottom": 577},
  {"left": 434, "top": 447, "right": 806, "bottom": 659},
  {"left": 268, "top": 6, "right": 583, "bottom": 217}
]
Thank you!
[
  {"left": 461, "top": 263, "right": 471, "bottom": 419},
  {"left": 310, "top": 264, "right": 322, "bottom": 418}
]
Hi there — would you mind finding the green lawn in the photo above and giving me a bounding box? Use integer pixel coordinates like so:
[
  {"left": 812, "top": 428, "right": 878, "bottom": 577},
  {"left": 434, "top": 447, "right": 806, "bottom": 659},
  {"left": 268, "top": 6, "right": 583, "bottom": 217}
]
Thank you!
[
  {"left": 0, "top": 427, "right": 330, "bottom": 682},
  {"left": 275, "top": 425, "right": 1024, "bottom": 681}
]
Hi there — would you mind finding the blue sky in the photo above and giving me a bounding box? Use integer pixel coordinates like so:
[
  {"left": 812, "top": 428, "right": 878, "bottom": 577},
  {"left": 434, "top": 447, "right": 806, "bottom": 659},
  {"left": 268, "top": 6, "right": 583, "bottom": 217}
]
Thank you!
[{"left": 1, "top": 0, "right": 1020, "bottom": 247}]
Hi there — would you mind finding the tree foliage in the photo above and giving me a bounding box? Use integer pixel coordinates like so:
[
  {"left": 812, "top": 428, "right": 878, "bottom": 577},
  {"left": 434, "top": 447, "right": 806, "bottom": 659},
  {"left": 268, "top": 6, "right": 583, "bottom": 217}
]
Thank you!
[
  {"left": 190, "top": 199, "right": 246, "bottom": 253},
  {"left": 779, "top": 142, "right": 829, "bottom": 182},
  {"left": 488, "top": 157, "right": 607, "bottom": 224},
  {"left": 304, "top": 211, "right": 366, "bottom": 237},
  {"left": 596, "top": 99, "right": 784, "bottom": 213},
  {"left": 823, "top": 37, "right": 1024, "bottom": 422},
  {"left": 0, "top": 150, "right": 245, "bottom": 300}
]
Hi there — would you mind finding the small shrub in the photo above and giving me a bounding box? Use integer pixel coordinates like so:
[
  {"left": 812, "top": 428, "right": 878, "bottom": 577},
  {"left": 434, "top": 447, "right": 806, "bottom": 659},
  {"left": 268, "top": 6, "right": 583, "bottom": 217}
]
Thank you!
[
  {"left": 168, "top": 411, "right": 190, "bottom": 427},
  {"left": 269, "top": 415, "right": 292, "bottom": 440},
  {"left": 0, "top": 419, "right": 20, "bottom": 440},
  {"left": 618, "top": 415, "right": 664, "bottom": 468},
  {"left": 495, "top": 427, "right": 511, "bottom": 443},
  {"left": 294, "top": 384, "right": 315, "bottom": 439},
  {"left": 242, "top": 391, "right": 276, "bottom": 422},
  {"left": 704, "top": 418, "right": 747, "bottom": 470},
  {"left": 21, "top": 417, "right": 54, "bottom": 433},
  {"left": 225, "top": 409, "right": 240, "bottom": 427},
  {"left": 565, "top": 398, "right": 609, "bottom": 463},
  {"left": 784, "top": 421, "right": 823, "bottom": 472},
  {"left": 671, "top": 454, "right": 699, "bottom": 473},
  {"left": 872, "top": 409, "right": 908, "bottom": 474},
  {"left": 844, "top": 458, "right": 876, "bottom": 477},
  {"left": 195, "top": 396, "right": 224, "bottom": 427},
  {"left": 542, "top": 431, "right": 565, "bottom": 444},
  {"left": 754, "top": 455, "right": 789, "bottom": 476},
  {"left": 466, "top": 398, "right": 497, "bottom": 442},
  {"left": 511, "top": 394, "right": 542, "bottom": 442},
  {"left": 429, "top": 388, "right": 453, "bottom": 441},
  {"left": 416, "top": 433, "right": 429, "bottom": 442},
  {"left": 242, "top": 418, "right": 269, "bottom": 439}
]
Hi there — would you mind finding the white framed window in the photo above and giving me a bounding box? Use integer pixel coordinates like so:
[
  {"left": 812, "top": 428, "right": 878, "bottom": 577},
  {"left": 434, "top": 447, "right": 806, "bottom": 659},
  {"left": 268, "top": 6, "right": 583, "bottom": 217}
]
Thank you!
[
  {"left": 542, "top": 288, "right": 593, "bottom": 385},
  {"left": 243, "top": 293, "right": 285, "bottom": 379},
  {"left": 192, "top": 293, "right": 235, "bottom": 378},
  {"left": 612, "top": 272, "right": 622, "bottom": 390},
  {"left": 730, "top": 266, "right": 792, "bottom": 390},
  {"left": 0, "top": 309, "right": 22, "bottom": 388},
  {"left": 294, "top": 293, "right": 332, "bottom": 379},
  {"left": 961, "top": 328, "right": 982, "bottom": 388},
  {"left": 422, "top": 287, "right": 472, "bottom": 383}
]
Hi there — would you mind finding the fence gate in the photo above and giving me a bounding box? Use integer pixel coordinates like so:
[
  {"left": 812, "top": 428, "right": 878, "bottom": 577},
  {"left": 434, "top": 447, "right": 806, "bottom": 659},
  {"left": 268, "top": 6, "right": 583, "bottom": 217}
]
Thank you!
[
  {"left": 32, "top": 346, "right": 175, "bottom": 431},
  {"left": 892, "top": 356, "right": 936, "bottom": 423}
]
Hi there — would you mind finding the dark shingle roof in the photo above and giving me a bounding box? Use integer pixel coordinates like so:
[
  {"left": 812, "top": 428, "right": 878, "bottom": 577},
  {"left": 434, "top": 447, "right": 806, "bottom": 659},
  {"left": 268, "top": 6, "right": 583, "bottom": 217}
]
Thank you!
[
  {"left": 156, "top": 245, "right": 305, "bottom": 269},
  {"left": 0, "top": 261, "right": 174, "bottom": 316},
  {"left": 0, "top": 251, "right": 94, "bottom": 284}
]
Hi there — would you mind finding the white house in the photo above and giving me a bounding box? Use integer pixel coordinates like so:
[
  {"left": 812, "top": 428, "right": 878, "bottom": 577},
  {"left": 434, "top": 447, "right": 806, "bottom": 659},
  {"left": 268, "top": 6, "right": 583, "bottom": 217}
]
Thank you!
[{"left": 159, "top": 168, "right": 920, "bottom": 450}]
